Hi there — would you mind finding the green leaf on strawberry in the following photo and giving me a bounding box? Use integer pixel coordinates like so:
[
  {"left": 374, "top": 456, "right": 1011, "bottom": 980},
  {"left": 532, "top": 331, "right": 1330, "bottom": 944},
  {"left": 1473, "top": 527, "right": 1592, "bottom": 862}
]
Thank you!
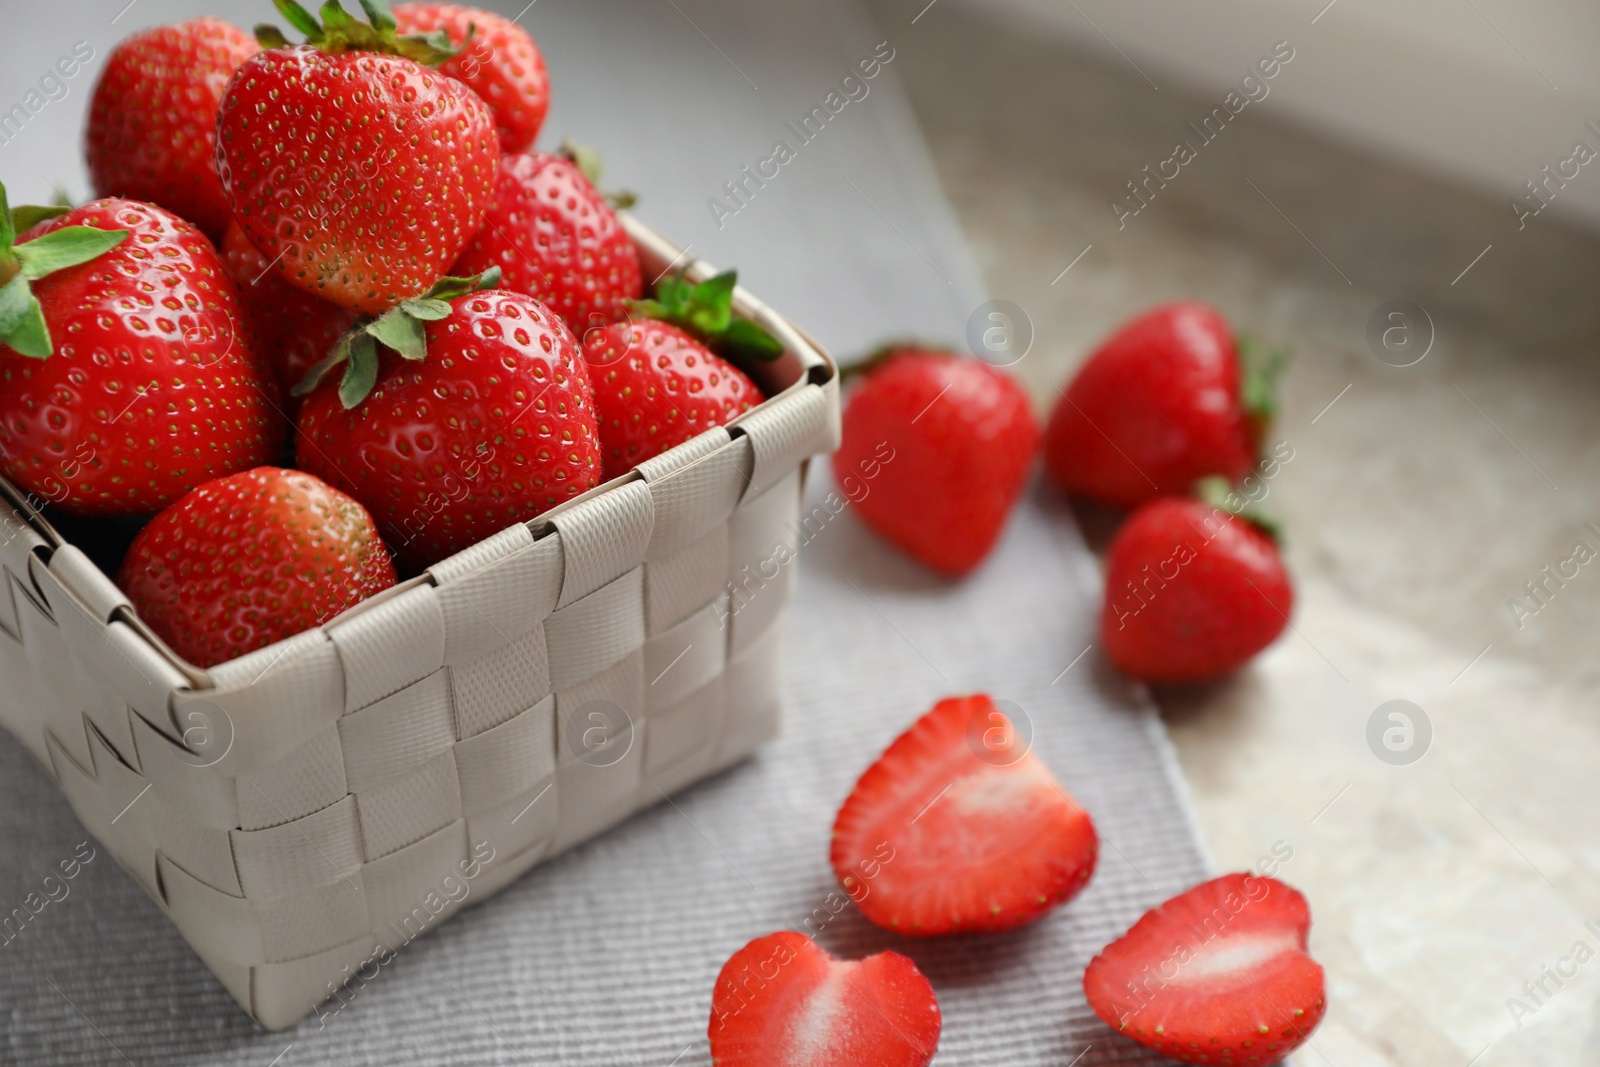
[
  {"left": 0, "top": 181, "right": 127, "bottom": 359},
  {"left": 1238, "top": 333, "right": 1289, "bottom": 425},
  {"left": 256, "top": 0, "right": 466, "bottom": 65},
  {"left": 1196, "top": 474, "right": 1282, "bottom": 542},
  {"left": 293, "top": 266, "right": 502, "bottom": 407},
  {"left": 630, "top": 269, "right": 784, "bottom": 365}
]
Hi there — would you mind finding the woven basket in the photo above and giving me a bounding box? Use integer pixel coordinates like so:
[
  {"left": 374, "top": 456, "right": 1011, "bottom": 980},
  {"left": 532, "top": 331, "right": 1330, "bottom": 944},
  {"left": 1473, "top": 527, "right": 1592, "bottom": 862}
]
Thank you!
[{"left": 0, "top": 217, "right": 839, "bottom": 1030}]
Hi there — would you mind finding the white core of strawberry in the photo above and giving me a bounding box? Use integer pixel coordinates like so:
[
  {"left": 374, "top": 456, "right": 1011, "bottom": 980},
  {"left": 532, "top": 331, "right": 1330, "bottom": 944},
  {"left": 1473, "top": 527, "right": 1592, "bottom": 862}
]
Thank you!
[
  {"left": 1174, "top": 930, "right": 1300, "bottom": 984},
  {"left": 787, "top": 965, "right": 850, "bottom": 1067},
  {"left": 949, "top": 756, "right": 1053, "bottom": 816}
]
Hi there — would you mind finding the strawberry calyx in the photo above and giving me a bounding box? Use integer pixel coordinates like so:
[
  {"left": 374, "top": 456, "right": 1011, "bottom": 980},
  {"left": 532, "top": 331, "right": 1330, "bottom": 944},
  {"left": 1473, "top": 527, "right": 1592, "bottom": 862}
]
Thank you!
[
  {"left": 558, "top": 140, "right": 637, "bottom": 210},
  {"left": 293, "top": 265, "right": 501, "bottom": 409},
  {"left": 1196, "top": 474, "right": 1282, "bottom": 542},
  {"left": 1238, "top": 332, "right": 1289, "bottom": 427},
  {"left": 0, "top": 182, "right": 127, "bottom": 359},
  {"left": 628, "top": 269, "right": 784, "bottom": 365},
  {"left": 837, "top": 339, "right": 943, "bottom": 386},
  {"left": 256, "top": 0, "right": 466, "bottom": 65}
]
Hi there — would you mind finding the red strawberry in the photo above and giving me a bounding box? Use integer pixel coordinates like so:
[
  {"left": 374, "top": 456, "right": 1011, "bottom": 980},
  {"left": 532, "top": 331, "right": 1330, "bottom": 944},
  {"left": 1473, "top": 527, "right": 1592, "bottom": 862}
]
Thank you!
[
  {"left": 295, "top": 287, "right": 601, "bottom": 568},
  {"left": 0, "top": 194, "right": 281, "bottom": 517},
  {"left": 391, "top": 3, "right": 550, "bottom": 153},
  {"left": 118, "top": 466, "right": 396, "bottom": 668},
  {"left": 215, "top": 5, "right": 499, "bottom": 316},
  {"left": 1084, "top": 874, "right": 1326, "bottom": 1065},
  {"left": 85, "top": 17, "right": 259, "bottom": 241},
  {"left": 709, "top": 932, "right": 941, "bottom": 1067},
  {"left": 1102, "top": 497, "right": 1292, "bottom": 682},
  {"left": 833, "top": 350, "right": 1038, "bottom": 576},
  {"left": 831, "top": 694, "right": 1098, "bottom": 936},
  {"left": 450, "top": 151, "right": 642, "bottom": 336},
  {"left": 1045, "top": 302, "right": 1279, "bottom": 509},
  {"left": 583, "top": 320, "right": 761, "bottom": 477},
  {"left": 220, "top": 221, "right": 356, "bottom": 414}
]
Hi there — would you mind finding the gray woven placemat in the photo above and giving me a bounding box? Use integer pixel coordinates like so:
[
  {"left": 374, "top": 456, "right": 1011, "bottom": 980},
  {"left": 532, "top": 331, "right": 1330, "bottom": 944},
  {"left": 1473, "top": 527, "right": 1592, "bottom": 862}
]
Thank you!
[{"left": 0, "top": 1, "right": 1214, "bottom": 1063}]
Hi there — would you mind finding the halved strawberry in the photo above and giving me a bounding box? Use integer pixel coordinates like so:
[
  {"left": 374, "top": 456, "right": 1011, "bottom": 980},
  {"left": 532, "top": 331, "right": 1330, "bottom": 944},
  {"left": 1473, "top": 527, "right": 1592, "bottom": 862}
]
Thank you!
[
  {"left": 830, "top": 694, "right": 1098, "bottom": 936},
  {"left": 709, "top": 932, "right": 940, "bottom": 1067},
  {"left": 1084, "top": 873, "right": 1326, "bottom": 1065}
]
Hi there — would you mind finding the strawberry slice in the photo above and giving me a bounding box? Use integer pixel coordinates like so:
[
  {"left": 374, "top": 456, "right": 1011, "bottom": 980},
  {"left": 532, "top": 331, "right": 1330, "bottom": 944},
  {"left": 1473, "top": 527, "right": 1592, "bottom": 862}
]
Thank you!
[
  {"left": 1084, "top": 874, "right": 1327, "bottom": 1065},
  {"left": 830, "top": 695, "right": 1098, "bottom": 935},
  {"left": 709, "top": 932, "right": 940, "bottom": 1067}
]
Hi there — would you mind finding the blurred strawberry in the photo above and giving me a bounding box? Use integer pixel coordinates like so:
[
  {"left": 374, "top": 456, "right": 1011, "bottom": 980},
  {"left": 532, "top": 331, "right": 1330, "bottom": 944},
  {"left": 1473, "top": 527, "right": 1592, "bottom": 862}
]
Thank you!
[
  {"left": 216, "top": 1, "right": 499, "bottom": 316},
  {"left": 1101, "top": 496, "right": 1292, "bottom": 682},
  {"left": 709, "top": 932, "right": 940, "bottom": 1067},
  {"left": 86, "top": 17, "right": 258, "bottom": 240},
  {"left": 392, "top": 2, "right": 549, "bottom": 153},
  {"left": 834, "top": 349, "right": 1038, "bottom": 576},
  {"left": 1084, "top": 873, "right": 1326, "bottom": 1065},
  {"left": 831, "top": 694, "right": 1098, "bottom": 935},
  {"left": 220, "top": 221, "right": 355, "bottom": 415},
  {"left": 119, "top": 466, "right": 395, "bottom": 667},
  {"left": 451, "top": 151, "right": 642, "bottom": 337},
  {"left": 1045, "top": 302, "right": 1283, "bottom": 509},
  {"left": 0, "top": 191, "right": 280, "bottom": 516}
]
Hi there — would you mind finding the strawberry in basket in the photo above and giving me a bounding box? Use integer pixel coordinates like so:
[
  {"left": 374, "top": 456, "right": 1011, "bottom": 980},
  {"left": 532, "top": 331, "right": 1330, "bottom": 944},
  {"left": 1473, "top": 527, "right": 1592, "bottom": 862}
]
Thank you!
[
  {"left": 392, "top": 2, "right": 550, "bottom": 154},
  {"left": 452, "top": 149, "right": 643, "bottom": 337},
  {"left": 582, "top": 270, "right": 777, "bottom": 477},
  {"left": 0, "top": 191, "right": 281, "bottom": 517},
  {"left": 215, "top": 0, "right": 499, "bottom": 319},
  {"left": 86, "top": 17, "right": 260, "bottom": 242},
  {"left": 119, "top": 466, "right": 396, "bottom": 667},
  {"left": 294, "top": 273, "right": 602, "bottom": 568}
]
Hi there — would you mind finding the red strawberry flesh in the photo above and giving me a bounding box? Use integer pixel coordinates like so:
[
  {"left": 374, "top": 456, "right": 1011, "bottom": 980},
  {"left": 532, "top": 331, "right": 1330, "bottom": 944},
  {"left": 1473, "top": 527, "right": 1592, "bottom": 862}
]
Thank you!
[{"left": 831, "top": 694, "right": 1098, "bottom": 935}]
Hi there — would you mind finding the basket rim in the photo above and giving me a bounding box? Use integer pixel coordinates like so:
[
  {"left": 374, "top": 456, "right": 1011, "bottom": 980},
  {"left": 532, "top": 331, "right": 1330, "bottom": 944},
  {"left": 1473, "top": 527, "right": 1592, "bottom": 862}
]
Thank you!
[{"left": 0, "top": 215, "right": 838, "bottom": 693}]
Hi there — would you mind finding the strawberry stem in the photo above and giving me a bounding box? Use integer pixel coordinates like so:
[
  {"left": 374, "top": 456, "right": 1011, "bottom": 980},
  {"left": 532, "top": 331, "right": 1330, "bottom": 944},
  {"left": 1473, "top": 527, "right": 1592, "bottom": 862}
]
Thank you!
[
  {"left": 0, "top": 181, "right": 126, "bottom": 359},
  {"left": 255, "top": 0, "right": 469, "bottom": 65},
  {"left": 294, "top": 266, "right": 501, "bottom": 408},
  {"left": 628, "top": 268, "right": 784, "bottom": 364}
]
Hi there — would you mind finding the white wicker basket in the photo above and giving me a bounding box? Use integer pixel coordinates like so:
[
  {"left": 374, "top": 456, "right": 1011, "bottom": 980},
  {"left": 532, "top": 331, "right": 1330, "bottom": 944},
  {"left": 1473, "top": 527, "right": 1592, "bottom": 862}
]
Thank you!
[{"left": 0, "top": 217, "right": 840, "bottom": 1030}]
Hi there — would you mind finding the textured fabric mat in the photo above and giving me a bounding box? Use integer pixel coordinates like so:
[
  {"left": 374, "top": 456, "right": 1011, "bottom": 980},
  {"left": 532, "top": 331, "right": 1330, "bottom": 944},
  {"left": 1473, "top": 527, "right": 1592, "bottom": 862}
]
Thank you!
[{"left": 0, "top": 1, "right": 1214, "bottom": 1063}]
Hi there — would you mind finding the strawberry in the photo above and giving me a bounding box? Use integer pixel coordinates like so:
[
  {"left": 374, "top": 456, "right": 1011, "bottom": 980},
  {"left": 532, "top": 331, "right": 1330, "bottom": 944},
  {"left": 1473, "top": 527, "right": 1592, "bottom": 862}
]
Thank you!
[
  {"left": 709, "top": 932, "right": 941, "bottom": 1067},
  {"left": 1045, "top": 302, "right": 1283, "bottom": 509},
  {"left": 450, "top": 151, "right": 642, "bottom": 336},
  {"left": 85, "top": 17, "right": 259, "bottom": 241},
  {"left": 0, "top": 191, "right": 281, "bottom": 517},
  {"left": 833, "top": 349, "right": 1038, "bottom": 576},
  {"left": 830, "top": 694, "right": 1098, "bottom": 936},
  {"left": 1101, "top": 497, "right": 1292, "bottom": 682},
  {"left": 294, "top": 285, "right": 601, "bottom": 569},
  {"left": 215, "top": 1, "right": 499, "bottom": 317},
  {"left": 391, "top": 2, "right": 550, "bottom": 154},
  {"left": 1083, "top": 873, "right": 1326, "bottom": 1065},
  {"left": 118, "top": 466, "right": 396, "bottom": 668},
  {"left": 220, "top": 221, "right": 356, "bottom": 414}
]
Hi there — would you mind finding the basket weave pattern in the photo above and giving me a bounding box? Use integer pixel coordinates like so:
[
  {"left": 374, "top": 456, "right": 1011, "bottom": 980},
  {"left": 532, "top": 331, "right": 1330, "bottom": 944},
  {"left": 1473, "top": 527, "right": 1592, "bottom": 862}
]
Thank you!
[{"left": 0, "top": 227, "right": 839, "bottom": 1029}]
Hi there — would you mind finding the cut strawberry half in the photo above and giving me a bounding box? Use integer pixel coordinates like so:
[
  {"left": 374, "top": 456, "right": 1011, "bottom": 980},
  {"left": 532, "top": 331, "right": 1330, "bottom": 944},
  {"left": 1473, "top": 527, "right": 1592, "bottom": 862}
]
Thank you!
[
  {"left": 708, "top": 932, "right": 940, "bottom": 1067},
  {"left": 830, "top": 694, "right": 1098, "bottom": 936},
  {"left": 1084, "top": 873, "right": 1327, "bottom": 1065}
]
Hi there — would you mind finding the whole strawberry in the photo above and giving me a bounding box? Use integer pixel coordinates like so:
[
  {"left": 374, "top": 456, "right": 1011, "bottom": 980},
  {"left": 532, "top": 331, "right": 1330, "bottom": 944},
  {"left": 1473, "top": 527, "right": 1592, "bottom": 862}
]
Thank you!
[
  {"left": 832, "top": 694, "right": 1098, "bottom": 936},
  {"left": 834, "top": 349, "right": 1038, "bottom": 576},
  {"left": 1084, "top": 874, "right": 1326, "bottom": 1065},
  {"left": 0, "top": 193, "right": 281, "bottom": 517},
  {"left": 1045, "top": 302, "right": 1279, "bottom": 509},
  {"left": 295, "top": 288, "right": 602, "bottom": 568},
  {"left": 710, "top": 933, "right": 941, "bottom": 1067},
  {"left": 1101, "top": 497, "right": 1292, "bottom": 682},
  {"left": 392, "top": 2, "right": 550, "bottom": 153},
  {"left": 86, "top": 17, "right": 259, "bottom": 240},
  {"left": 220, "top": 222, "right": 356, "bottom": 415},
  {"left": 451, "top": 151, "right": 642, "bottom": 336},
  {"left": 583, "top": 321, "right": 761, "bottom": 477},
  {"left": 119, "top": 467, "right": 396, "bottom": 668},
  {"left": 216, "top": 1, "right": 499, "bottom": 316}
]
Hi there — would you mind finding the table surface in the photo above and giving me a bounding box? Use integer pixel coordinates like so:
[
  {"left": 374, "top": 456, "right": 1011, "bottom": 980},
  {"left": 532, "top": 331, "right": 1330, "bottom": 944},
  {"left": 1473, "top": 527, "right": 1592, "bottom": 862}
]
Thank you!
[{"left": 869, "top": 1, "right": 1600, "bottom": 1064}]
